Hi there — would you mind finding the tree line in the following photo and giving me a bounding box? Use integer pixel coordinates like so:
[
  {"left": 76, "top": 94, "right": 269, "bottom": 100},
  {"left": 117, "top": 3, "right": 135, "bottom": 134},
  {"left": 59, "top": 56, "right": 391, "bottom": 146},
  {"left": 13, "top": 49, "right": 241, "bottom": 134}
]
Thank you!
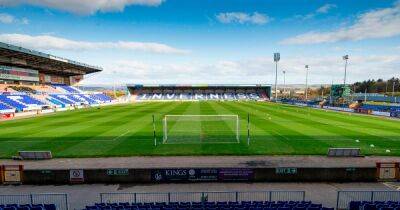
[{"left": 352, "top": 77, "right": 399, "bottom": 94}]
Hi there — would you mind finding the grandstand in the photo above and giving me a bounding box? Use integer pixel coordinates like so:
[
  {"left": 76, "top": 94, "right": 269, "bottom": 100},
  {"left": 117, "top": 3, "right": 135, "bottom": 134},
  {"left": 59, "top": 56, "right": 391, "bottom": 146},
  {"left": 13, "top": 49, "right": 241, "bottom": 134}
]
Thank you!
[
  {"left": 128, "top": 84, "right": 271, "bottom": 101},
  {"left": 0, "top": 42, "right": 113, "bottom": 119}
]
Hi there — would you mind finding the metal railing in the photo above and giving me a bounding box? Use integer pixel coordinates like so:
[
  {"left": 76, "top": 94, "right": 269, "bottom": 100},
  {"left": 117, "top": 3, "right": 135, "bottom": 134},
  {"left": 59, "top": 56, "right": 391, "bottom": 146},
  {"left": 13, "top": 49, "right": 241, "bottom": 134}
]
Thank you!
[
  {"left": 100, "top": 191, "right": 306, "bottom": 204},
  {"left": 0, "top": 193, "right": 68, "bottom": 210},
  {"left": 337, "top": 191, "right": 400, "bottom": 209}
]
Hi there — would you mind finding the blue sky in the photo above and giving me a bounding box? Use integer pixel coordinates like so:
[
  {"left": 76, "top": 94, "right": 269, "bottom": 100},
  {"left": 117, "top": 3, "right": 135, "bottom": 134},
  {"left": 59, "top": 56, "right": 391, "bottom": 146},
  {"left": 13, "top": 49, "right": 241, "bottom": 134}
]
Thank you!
[{"left": 0, "top": 0, "right": 399, "bottom": 85}]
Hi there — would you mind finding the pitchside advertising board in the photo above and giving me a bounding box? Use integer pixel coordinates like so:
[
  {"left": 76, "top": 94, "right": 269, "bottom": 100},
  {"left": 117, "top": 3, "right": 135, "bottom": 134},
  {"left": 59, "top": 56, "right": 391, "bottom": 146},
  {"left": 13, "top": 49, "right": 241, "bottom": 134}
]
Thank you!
[
  {"left": 69, "top": 169, "right": 84, "bottom": 183},
  {"left": 0, "top": 65, "right": 39, "bottom": 82},
  {"left": 151, "top": 168, "right": 254, "bottom": 182}
]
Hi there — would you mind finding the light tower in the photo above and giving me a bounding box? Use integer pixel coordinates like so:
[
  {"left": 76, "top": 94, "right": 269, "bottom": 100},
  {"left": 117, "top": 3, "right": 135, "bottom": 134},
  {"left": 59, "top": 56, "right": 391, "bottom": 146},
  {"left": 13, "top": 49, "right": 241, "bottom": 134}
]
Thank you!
[
  {"left": 273, "top": 53, "right": 280, "bottom": 100},
  {"left": 113, "top": 70, "right": 117, "bottom": 98},
  {"left": 305, "top": 65, "right": 309, "bottom": 100},
  {"left": 343, "top": 55, "right": 349, "bottom": 85},
  {"left": 282, "top": 70, "right": 286, "bottom": 97},
  {"left": 393, "top": 81, "right": 396, "bottom": 97}
]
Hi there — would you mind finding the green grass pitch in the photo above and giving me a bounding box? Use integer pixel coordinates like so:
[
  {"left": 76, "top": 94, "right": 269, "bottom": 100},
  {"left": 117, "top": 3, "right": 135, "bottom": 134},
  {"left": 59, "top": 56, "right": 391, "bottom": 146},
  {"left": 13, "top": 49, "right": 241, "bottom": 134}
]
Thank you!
[{"left": 0, "top": 101, "right": 399, "bottom": 158}]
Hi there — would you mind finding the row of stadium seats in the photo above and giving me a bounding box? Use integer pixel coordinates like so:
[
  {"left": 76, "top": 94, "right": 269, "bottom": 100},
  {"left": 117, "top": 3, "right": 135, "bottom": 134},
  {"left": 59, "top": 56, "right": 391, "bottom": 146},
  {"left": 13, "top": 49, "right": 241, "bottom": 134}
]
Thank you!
[
  {"left": 353, "top": 95, "right": 399, "bottom": 103},
  {"left": 361, "top": 104, "right": 400, "bottom": 112},
  {"left": 85, "top": 201, "right": 331, "bottom": 210},
  {"left": 52, "top": 84, "right": 81, "bottom": 93},
  {"left": 136, "top": 93, "right": 269, "bottom": 101},
  {"left": 48, "top": 93, "right": 112, "bottom": 107},
  {"left": 349, "top": 201, "right": 400, "bottom": 210},
  {"left": 0, "top": 94, "right": 45, "bottom": 111},
  {"left": 0, "top": 204, "right": 56, "bottom": 210},
  {"left": 0, "top": 103, "right": 12, "bottom": 110},
  {"left": 0, "top": 86, "right": 113, "bottom": 112},
  {"left": 0, "top": 92, "right": 112, "bottom": 111}
]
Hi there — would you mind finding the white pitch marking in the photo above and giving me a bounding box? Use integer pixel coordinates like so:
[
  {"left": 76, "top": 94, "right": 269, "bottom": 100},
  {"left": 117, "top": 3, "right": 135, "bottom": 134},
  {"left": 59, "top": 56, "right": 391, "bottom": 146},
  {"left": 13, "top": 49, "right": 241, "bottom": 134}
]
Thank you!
[{"left": 111, "top": 130, "right": 131, "bottom": 141}]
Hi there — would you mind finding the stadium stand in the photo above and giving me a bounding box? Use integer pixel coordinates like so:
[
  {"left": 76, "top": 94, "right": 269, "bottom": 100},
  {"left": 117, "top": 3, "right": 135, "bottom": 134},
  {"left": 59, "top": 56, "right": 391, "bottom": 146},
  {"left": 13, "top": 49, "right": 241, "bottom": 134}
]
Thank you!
[
  {"left": 280, "top": 98, "right": 400, "bottom": 118},
  {"left": 0, "top": 93, "right": 44, "bottom": 111},
  {"left": 85, "top": 201, "right": 332, "bottom": 210},
  {"left": 128, "top": 85, "right": 271, "bottom": 101},
  {"left": 360, "top": 104, "right": 400, "bottom": 112},
  {"left": 0, "top": 42, "right": 115, "bottom": 119},
  {"left": 0, "top": 204, "right": 57, "bottom": 210},
  {"left": 136, "top": 92, "right": 267, "bottom": 100},
  {"left": 47, "top": 92, "right": 112, "bottom": 107},
  {"left": 91, "top": 93, "right": 112, "bottom": 103},
  {"left": 349, "top": 201, "right": 400, "bottom": 210},
  {"left": 0, "top": 84, "right": 113, "bottom": 112},
  {"left": 52, "top": 84, "right": 82, "bottom": 94},
  {"left": 352, "top": 94, "right": 399, "bottom": 103},
  {"left": 0, "top": 102, "right": 14, "bottom": 112}
]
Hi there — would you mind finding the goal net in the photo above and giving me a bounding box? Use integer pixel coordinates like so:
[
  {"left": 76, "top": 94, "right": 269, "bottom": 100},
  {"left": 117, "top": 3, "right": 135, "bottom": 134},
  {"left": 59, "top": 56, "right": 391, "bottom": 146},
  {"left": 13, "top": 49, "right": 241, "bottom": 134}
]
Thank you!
[{"left": 162, "top": 115, "right": 240, "bottom": 144}]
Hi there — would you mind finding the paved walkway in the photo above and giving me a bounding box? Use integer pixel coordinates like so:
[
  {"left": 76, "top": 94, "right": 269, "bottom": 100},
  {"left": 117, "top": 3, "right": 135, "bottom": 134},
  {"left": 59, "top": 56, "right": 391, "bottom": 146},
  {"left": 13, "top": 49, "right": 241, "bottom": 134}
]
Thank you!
[{"left": 1, "top": 156, "right": 399, "bottom": 169}]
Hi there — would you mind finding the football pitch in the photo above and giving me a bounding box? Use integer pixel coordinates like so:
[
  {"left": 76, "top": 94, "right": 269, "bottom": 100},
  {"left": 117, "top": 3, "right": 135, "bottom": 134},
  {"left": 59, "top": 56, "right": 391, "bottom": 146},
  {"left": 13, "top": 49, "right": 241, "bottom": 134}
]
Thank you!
[{"left": 0, "top": 101, "right": 400, "bottom": 158}]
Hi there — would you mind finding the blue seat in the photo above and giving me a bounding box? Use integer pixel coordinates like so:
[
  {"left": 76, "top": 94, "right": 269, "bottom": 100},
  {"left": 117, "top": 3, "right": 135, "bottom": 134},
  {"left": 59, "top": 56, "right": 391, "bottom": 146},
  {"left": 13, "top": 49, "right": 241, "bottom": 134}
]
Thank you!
[
  {"left": 363, "top": 204, "right": 378, "bottom": 210},
  {"left": 306, "top": 208, "right": 320, "bottom": 210},
  {"left": 248, "top": 207, "right": 263, "bottom": 210},
  {"left": 86, "top": 206, "right": 98, "bottom": 210},
  {"left": 44, "top": 204, "right": 56, "bottom": 210},
  {"left": 31, "top": 206, "right": 44, "bottom": 210},
  {"left": 309, "top": 204, "right": 322, "bottom": 209}
]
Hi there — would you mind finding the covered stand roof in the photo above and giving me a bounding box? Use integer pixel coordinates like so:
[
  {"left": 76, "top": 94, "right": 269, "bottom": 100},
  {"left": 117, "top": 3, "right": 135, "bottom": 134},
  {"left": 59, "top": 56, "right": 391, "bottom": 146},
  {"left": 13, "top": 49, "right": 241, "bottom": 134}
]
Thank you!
[{"left": 0, "top": 42, "right": 102, "bottom": 76}]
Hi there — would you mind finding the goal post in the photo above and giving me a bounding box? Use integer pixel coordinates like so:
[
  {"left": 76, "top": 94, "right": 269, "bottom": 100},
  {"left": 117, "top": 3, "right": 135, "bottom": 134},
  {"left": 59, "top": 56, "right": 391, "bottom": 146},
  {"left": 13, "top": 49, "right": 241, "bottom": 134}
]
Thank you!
[{"left": 162, "top": 115, "right": 240, "bottom": 144}]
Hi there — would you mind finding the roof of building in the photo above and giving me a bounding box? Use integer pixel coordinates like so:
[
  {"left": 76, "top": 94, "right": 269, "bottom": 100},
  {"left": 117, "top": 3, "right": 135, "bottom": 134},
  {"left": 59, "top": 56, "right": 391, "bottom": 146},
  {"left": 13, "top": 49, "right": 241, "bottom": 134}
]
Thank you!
[{"left": 0, "top": 42, "right": 102, "bottom": 76}]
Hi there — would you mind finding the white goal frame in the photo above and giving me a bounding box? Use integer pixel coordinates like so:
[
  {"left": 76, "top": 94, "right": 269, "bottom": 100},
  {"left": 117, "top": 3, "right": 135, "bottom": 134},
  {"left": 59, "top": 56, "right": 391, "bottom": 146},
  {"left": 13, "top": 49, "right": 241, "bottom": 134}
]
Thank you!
[{"left": 162, "top": 114, "right": 240, "bottom": 144}]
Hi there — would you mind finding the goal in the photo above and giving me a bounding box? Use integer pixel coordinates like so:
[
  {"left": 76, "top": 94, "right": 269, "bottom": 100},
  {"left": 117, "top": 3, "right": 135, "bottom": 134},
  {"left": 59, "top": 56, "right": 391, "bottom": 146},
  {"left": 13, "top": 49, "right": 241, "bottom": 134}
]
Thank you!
[{"left": 162, "top": 115, "right": 240, "bottom": 144}]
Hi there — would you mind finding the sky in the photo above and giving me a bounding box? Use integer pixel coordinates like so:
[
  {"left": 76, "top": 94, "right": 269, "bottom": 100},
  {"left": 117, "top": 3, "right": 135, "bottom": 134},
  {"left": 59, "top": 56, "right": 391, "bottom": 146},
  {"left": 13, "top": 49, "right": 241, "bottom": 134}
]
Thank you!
[{"left": 0, "top": 0, "right": 399, "bottom": 85}]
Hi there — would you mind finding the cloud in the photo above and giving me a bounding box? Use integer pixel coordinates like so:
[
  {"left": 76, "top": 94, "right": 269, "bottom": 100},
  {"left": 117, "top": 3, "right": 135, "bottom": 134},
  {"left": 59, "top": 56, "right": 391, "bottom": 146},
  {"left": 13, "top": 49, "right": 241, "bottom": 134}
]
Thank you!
[
  {"left": 0, "top": 0, "right": 165, "bottom": 15},
  {"left": 316, "top": 4, "right": 337, "bottom": 14},
  {"left": 20, "top": 17, "right": 29, "bottom": 24},
  {"left": 294, "top": 3, "right": 337, "bottom": 20},
  {"left": 0, "top": 13, "right": 28, "bottom": 24},
  {"left": 216, "top": 12, "right": 271, "bottom": 25},
  {"left": 281, "top": 1, "right": 400, "bottom": 44},
  {"left": 0, "top": 13, "right": 14, "bottom": 24},
  {"left": 80, "top": 54, "right": 400, "bottom": 85},
  {"left": 0, "top": 33, "right": 189, "bottom": 54}
]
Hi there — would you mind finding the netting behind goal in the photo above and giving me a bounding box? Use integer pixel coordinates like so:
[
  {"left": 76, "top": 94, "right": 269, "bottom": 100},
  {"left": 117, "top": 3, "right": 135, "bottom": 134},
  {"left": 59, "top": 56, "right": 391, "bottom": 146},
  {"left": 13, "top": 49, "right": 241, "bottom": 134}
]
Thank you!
[{"left": 163, "top": 115, "right": 239, "bottom": 144}]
